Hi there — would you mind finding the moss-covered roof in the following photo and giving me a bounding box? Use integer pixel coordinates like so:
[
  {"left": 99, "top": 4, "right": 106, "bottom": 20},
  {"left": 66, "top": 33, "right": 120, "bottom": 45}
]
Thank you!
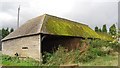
[
  {"left": 41, "top": 15, "right": 100, "bottom": 38},
  {"left": 2, "top": 14, "right": 100, "bottom": 41},
  {"left": 97, "top": 32, "right": 113, "bottom": 41}
]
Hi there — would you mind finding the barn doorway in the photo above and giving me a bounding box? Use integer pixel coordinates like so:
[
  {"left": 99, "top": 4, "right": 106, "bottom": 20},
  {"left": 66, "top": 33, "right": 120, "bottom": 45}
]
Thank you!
[
  {"left": 41, "top": 34, "right": 83, "bottom": 63},
  {"left": 41, "top": 34, "right": 66, "bottom": 53},
  {"left": 41, "top": 34, "right": 81, "bottom": 53}
]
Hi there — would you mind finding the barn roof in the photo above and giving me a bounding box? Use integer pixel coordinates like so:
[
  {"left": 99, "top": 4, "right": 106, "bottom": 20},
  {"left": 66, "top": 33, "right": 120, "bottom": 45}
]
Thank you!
[
  {"left": 97, "top": 32, "right": 113, "bottom": 41},
  {"left": 2, "top": 14, "right": 100, "bottom": 41}
]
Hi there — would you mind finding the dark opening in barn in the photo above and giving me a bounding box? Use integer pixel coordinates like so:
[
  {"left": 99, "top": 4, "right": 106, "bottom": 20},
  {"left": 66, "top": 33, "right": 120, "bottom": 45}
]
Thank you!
[{"left": 41, "top": 34, "right": 84, "bottom": 54}]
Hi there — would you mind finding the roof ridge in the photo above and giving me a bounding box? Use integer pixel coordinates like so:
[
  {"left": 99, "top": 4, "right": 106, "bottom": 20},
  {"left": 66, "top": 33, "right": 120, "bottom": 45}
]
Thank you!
[
  {"left": 38, "top": 14, "right": 46, "bottom": 33},
  {"left": 43, "top": 14, "right": 88, "bottom": 26}
]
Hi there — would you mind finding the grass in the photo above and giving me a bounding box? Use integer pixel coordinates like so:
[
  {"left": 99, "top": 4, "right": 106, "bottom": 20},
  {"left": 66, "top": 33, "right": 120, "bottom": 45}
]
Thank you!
[
  {"left": 2, "top": 55, "right": 40, "bottom": 66},
  {"left": 2, "top": 54, "right": 118, "bottom": 66},
  {"left": 79, "top": 55, "right": 118, "bottom": 66}
]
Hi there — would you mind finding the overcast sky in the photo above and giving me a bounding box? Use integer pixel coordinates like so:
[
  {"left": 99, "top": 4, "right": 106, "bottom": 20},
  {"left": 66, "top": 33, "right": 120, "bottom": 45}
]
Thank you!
[{"left": 0, "top": 0, "right": 119, "bottom": 30}]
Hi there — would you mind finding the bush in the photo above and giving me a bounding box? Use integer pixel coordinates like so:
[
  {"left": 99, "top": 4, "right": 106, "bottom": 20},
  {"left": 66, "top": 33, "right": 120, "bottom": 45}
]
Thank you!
[
  {"left": 75, "top": 46, "right": 105, "bottom": 63},
  {"left": 109, "top": 42, "right": 120, "bottom": 52},
  {"left": 43, "top": 39, "right": 119, "bottom": 65},
  {"left": 90, "top": 39, "right": 109, "bottom": 48},
  {"left": 89, "top": 39, "right": 120, "bottom": 54},
  {"left": 43, "top": 45, "right": 106, "bottom": 65},
  {"left": 43, "top": 47, "right": 70, "bottom": 65}
]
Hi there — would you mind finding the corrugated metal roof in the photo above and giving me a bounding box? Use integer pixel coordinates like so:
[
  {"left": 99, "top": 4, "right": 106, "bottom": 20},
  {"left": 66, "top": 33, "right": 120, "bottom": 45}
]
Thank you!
[{"left": 2, "top": 14, "right": 100, "bottom": 41}]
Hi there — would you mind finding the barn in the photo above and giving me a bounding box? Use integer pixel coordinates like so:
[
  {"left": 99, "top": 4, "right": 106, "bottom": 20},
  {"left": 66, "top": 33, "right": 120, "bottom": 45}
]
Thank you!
[{"left": 2, "top": 14, "right": 100, "bottom": 61}]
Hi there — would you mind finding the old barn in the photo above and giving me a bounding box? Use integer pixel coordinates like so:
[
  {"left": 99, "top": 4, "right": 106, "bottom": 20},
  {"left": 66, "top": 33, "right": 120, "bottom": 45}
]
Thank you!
[{"left": 2, "top": 14, "right": 100, "bottom": 61}]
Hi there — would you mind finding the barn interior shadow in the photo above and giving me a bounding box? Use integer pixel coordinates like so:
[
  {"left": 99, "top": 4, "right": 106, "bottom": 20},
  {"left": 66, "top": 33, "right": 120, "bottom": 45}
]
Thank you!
[
  {"left": 41, "top": 34, "right": 67, "bottom": 63},
  {"left": 41, "top": 34, "right": 82, "bottom": 63},
  {"left": 41, "top": 34, "right": 67, "bottom": 53}
]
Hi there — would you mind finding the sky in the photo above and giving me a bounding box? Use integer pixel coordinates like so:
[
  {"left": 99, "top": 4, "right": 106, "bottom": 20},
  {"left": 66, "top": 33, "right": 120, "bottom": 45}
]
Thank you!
[{"left": 0, "top": 0, "right": 119, "bottom": 30}]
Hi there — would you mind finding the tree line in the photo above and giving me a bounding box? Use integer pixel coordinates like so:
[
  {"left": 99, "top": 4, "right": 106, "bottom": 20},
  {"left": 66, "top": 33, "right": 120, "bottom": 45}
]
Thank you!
[
  {"left": 95, "top": 24, "right": 117, "bottom": 36},
  {"left": 0, "top": 28, "right": 14, "bottom": 39}
]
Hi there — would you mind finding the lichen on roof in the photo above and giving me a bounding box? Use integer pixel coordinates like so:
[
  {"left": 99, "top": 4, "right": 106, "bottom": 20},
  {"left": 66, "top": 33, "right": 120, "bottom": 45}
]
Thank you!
[
  {"left": 97, "top": 32, "right": 113, "bottom": 41},
  {"left": 2, "top": 14, "right": 101, "bottom": 41},
  {"left": 41, "top": 14, "right": 100, "bottom": 39}
]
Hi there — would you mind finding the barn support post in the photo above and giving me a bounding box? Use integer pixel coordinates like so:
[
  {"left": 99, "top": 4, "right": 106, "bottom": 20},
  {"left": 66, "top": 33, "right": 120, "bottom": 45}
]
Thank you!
[{"left": 39, "top": 34, "right": 42, "bottom": 63}]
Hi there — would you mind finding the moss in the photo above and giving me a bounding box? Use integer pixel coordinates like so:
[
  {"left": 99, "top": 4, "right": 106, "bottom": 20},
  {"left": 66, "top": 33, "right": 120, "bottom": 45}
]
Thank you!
[
  {"left": 42, "top": 15, "right": 100, "bottom": 39},
  {"left": 97, "top": 32, "right": 113, "bottom": 41}
]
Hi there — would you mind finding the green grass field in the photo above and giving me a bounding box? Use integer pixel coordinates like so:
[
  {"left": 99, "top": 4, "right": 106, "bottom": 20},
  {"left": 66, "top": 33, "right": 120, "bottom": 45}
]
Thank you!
[
  {"left": 1, "top": 53, "right": 118, "bottom": 66},
  {"left": 2, "top": 55, "right": 40, "bottom": 66},
  {"left": 79, "top": 55, "right": 118, "bottom": 66}
]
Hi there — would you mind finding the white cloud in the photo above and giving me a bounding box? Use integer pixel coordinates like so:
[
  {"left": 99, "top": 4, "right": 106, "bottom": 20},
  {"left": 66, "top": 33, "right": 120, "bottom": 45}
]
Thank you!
[{"left": 0, "top": 12, "right": 15, "bottom": 21}]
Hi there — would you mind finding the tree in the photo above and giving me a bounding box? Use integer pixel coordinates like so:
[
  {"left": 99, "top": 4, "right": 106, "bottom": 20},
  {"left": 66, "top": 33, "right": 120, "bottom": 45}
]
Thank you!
[
  {"left": 102, "top": 24, "right": 107, "bottom": 33},
  {"left": 2, "top": 28, "right": 10, "bottom": 38},
  {"left": 10, "top": 28, "right": 14, "bottom": 33},
  {"left": 95, "top": 26, "right": 98, "bottom": 32},
  {"left": 98, "top": 28, "right": 102, "bottom": 32},
  {"left": 109, "top": 24, "right": 116, "bottom": 35},
  {"left": 5, "top": 28, "right": 9, "bottom": 36},
  {"left": 2, "top": 28, "right": 6, "bottom": 38}
]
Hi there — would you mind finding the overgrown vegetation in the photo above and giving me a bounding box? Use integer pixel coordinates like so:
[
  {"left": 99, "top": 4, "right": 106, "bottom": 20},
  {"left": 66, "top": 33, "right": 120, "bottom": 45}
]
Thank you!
[{"left": 42, "top": 39, "right": 119, "bottom": 66}]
